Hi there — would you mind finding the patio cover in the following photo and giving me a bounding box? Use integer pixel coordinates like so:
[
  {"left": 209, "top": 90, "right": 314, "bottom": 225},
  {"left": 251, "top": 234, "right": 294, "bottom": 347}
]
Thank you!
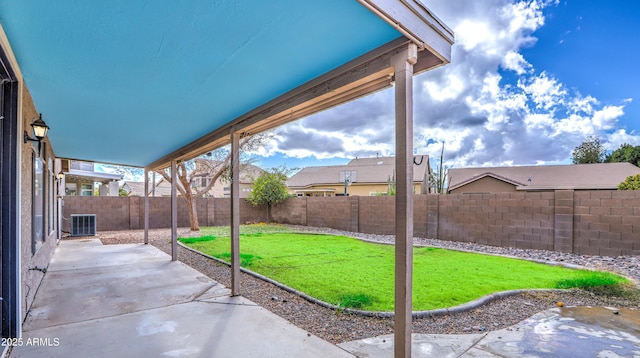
[
  {"left": 0, "top": 0, "right": 451, "bottom": 169},
  {"left": 0, "top": 1, "right": 453, "bottom": 356}
]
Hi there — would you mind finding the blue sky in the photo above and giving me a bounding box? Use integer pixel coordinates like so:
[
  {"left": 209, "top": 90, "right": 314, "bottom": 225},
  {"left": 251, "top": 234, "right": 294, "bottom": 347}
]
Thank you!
[
  {"left": 250, "top": 0, "right": 640, "bottom": 171},
  {"left": 521, "top": 0, "right": 638, "bottom": 131}
]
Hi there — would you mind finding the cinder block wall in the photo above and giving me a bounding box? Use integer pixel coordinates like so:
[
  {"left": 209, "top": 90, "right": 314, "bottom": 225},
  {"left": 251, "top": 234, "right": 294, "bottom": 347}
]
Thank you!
[
  {"left": 305, "top": 197, "right": 354, "bottom": 232},
  {"left": 573, "top": 190, "right": 640, "bottom": 256},
  {"left": 437, "top": 192, "right": 555, "bottom": 251},
  {"left": 62, "top": 196, "right": 268, "bottom": 232},
  {"left": 359, "top": 196, "right": 395, "bottom": 235},
  {"left": 271, "top": 197, "right": 307, "bottom": 225},
  {"left": 63, "top": 190, "right": 640, "bottom": 256}
]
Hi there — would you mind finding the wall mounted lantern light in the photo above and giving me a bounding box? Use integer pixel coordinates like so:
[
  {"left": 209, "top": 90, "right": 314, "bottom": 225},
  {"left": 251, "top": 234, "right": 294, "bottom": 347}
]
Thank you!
[
  {"left": 57, "top": 172, "right": 64, "bottom": 181},
  {"left": 24, "top": 113, "right": 49, "bottom": 154}
]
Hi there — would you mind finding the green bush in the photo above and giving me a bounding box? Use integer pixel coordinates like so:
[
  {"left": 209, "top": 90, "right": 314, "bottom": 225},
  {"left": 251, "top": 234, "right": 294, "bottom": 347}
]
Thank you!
[
  {"left": 618, "top": 174, "right": 640, "bottom": 190},
  {"left": 555, "top": 272, "right": 625, "bottom": 289},
  {"left": 338, "top": 293, "right": 374, "bottom": 309}
]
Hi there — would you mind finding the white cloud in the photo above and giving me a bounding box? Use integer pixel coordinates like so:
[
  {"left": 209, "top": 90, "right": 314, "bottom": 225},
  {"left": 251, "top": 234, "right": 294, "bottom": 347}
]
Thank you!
[
  {"left": 591, "top": 105, "right": 623, "bottom": 129},
  {"left": 554, "top": 114, "right": 594, "bottom": 137},
  {"left": 502, "top": 51, "right": 532, "bottom": 74},
  {"left": 607, "top": 129, "right": 640, "bottom": 150},
  {"left": 423, "top": 73, "right": 465, "bottom": 102},
  {"left": 524, "top": 113, "right": 554, "bottom": 129},
  {"left": 518, "top": 72, "right": 566, "bottom": 110},
  {"left": 568, "top": 95, "right": 597, "bottom": 114},
  {"left": 266, "top": 0, "right": 636, "bottom": 168},
  {"left": 456, "top": 20, "right": 493, "bottom": 52}
]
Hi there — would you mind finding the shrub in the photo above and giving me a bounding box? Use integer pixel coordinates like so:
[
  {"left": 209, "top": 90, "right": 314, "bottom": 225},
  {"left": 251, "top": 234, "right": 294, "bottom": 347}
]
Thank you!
[
  {"left": 555, "top": 272, "right": 626, "bottom": 289},
  {"left": 618, "top": 174, "right": 640, "bottom": 190},
  {"left": 338, "top": 293, "right": 374, "bottom": 309}
]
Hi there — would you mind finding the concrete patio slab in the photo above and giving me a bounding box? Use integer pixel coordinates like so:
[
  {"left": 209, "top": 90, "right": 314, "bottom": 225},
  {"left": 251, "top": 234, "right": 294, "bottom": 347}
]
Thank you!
[
  {"left": 340, "top": 306, "right": 640, "bottom": 357},
  {"left": 473, "top": 306, "right": 640, "bottom": 358},
  {"left": 196, "top": 285, "right": 235, "bottom": 303},
  {"left": 338, "top": 333, "right": 485, "bottom": 357},
  {"left": 13, "top": 301, "right": 350, "bottom": 358},
  {"left": 11, "top": 239, "right": 353, "bottom": 358},
  {"left": 46, "top": 240, "right": 168, "bottom": 271},
  {"left": 24, "top": 255, "right": 216, "bottom": 331}
]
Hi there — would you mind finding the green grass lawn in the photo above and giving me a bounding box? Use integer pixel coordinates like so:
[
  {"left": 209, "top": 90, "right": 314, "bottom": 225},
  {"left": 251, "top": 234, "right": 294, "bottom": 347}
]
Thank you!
[{"left": 180, "top": 225, "right": 629, "bottom": 311}]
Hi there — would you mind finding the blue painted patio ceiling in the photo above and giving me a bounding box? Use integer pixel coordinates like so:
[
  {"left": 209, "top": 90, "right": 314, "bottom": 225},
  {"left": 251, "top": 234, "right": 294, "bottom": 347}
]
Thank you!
[{"left": 0, "top": 0, "right": 401, "bottom": 167}]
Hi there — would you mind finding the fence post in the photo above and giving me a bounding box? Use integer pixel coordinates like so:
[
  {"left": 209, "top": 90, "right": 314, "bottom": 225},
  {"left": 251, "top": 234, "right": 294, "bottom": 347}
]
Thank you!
[
  {"left": 426, "top": 194, "right": 438, "bottom": 239},
  {"left": 301, "top": 196, "right": 308, "bottom": 227},
  {"left": 207, "top": 198, "right": 217, "bottom": 226},
  {"left": 350, "top": 196, "right": 359, "bottom": 233},
  {"left": 128, "top": 196, "right": 140, "bottom": 230},
  {"left": 553, "top": 190, "right": 574, "bottom": 253}
]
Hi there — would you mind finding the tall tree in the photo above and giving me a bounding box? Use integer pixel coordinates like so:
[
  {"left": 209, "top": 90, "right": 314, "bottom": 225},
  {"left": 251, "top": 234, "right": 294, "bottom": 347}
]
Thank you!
[
  {"left": 571, "top": 136, "right": 605, "bottom": 164},
  {"left": 605, "top": 143, "right": 640, "bottom": 167},
  {"left": 247, "top": 165, "right": 293, "bottom": 221},
  {"left": 156, "top": 132, "right": 271, "bottom": 231}
]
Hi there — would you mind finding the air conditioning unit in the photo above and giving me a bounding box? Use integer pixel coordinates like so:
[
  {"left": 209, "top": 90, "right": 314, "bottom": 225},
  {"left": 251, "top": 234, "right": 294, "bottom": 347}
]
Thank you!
[{"left": 71, "top": 214, "right": 96, "bottom": 236}]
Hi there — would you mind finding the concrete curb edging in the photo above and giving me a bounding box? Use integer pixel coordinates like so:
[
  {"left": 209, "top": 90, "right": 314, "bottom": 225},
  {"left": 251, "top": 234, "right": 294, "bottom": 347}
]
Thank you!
[{"left": 178, "top": 241, "right": 567, "bottom": 318}]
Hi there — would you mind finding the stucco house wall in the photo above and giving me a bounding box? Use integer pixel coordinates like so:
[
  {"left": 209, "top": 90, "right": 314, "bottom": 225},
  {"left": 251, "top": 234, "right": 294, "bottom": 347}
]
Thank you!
[
  {"left": 291, "top": 182, "right": 423, "bottom": 197},
  {"left": 19, "top": 85, "right": 59, "bottom": 321}
]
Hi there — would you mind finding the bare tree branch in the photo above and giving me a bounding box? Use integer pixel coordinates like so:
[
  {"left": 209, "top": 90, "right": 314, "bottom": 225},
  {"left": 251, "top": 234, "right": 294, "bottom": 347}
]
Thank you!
[{"left": 153, "top": 131, "right": 272, "bottom": 230}]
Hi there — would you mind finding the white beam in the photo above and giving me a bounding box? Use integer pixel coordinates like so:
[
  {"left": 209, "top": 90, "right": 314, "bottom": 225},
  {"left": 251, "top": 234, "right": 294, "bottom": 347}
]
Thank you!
[
  {"left": 230, "top": 128, "right": 241, "bottom": 295},
  {"left": 360, "top": 0, "right": 453, "bottom": 62},
  {"left": 393, "top": 43, "right": 416, "bottom": 358}
]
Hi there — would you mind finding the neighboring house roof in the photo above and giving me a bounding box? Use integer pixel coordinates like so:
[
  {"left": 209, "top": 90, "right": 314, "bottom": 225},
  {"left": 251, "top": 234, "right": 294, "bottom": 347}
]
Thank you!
[
  {"left": 194, "top": 159, "right": 265, "bottom": 184},
  {"left": 123, "top": 162, "right": 265, "bottom": 197},
  {"left": 122, "top": 180, "right": 173, "bottom": 197},
  {"left": 448, "top": 163, "right": 640, "bottom": 192},
  {"left": 287, "top": 155, "right": 430, "bottom": 189},
  {"left": 238, "top": 164, "right": 266, "bottom": 183}
]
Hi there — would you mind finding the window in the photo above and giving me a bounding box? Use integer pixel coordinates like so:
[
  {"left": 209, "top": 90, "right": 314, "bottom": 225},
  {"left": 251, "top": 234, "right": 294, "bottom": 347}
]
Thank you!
[
  {"left": 48, "top": 158, "right": 54, "bottom": 234},
  {"left": 32, "top": 153, "right": 45, "bottom": 253},
  {"left": 65, "top": 183, "right": 77, "bottom": 196},
  {"left": 81, "top": 184, "right": 93, "bottom": 196}
]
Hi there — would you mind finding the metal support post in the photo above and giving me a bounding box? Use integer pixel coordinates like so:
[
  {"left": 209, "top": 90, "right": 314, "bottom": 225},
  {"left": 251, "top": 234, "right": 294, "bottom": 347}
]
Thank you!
[{"left": 393, "top": 43, "right": 417, "bottom": 358}]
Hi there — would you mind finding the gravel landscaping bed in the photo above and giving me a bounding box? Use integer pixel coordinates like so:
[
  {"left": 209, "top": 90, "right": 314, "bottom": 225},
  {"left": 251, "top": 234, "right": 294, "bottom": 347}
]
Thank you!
[{"left": 89, "top": 227, "right": 640, "bottom": 345}]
